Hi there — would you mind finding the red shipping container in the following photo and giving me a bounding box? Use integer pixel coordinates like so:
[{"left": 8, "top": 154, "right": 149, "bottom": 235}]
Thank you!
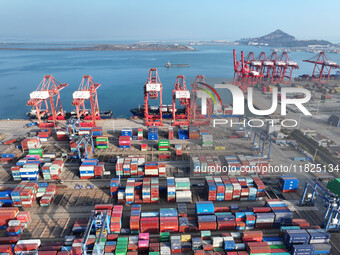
[
  {"left": 218, "top": 221, "right": 236, "bottom": 230},
  {"left": 203, "top": 244, "right": 213, "bottom": 251},
  {"left": 38, "top": 252, "right": 57, "bottom": 255},
  {"left": 0, "top": 237, "right": 19, "bottom": 244},
  {"left": 0, "top": 245, "right": 13, "bottom": 255},
  {"left": 14, "top": 243, "right": 40, "bottom": 252},
  {"left": 107, "top": 234, "right": 118, "bottom": 241},
  {"left": 253, "top": 207, "right": 271, "bottom": 213},
  {"left": 1, "top": 158, "right": 13, "bottom": 162},
  {"left": 3, "top": 139, "right": 17, "bottom": 145},
  {"left": 292, "top": 219, "right": 310, "bottom": 227},
  {"left": 39, "top": 246, "right": 63, "bottom": 251},
  {"left": 247, "top": 246, "right": 271, "bottom": 254},
  {"left": 149, "top": 242, "right": 159, "bottom": 252},
  {"left": 242, "top": 231, "right": 263, "bottom": 242},
  {"left": 194, "top": 251, "right": 205, "bottom": 255},
  {"left": 128, "top": 244, "right": 138, "bottom": 251},
  {"left": 70, "top": 247, "right": 82, "bottom": 255},
  {"left": 198, "top": 221, "right": 216, "bottom": 231}
]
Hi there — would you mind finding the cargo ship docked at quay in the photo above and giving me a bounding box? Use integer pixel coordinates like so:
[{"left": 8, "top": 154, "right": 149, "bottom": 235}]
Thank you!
[
  {"left": 26, "top": 109, "right": 113, "bottom": 120},
  {"left": 130, "top": 104, "right": 235, "bottom": 119}
]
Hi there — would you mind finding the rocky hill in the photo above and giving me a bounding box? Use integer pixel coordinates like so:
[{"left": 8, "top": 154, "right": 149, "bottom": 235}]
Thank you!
[{"left": 237, "top": 29, "right": 332, "bottom": 47}]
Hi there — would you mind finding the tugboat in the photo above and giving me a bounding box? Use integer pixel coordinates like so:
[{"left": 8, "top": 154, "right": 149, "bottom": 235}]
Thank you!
[{"left": 165, "top": 61, "right": 189, "bottom": 68}]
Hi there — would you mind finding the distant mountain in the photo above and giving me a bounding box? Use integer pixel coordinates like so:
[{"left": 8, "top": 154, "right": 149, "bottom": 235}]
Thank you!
[{"left": 237, "top": 29, "right": 332, "bottom": 47}]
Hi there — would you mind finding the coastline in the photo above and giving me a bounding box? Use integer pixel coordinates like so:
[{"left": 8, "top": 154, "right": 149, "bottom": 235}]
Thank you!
[{"left": 0, "top": 43, "right": 196, "bottom": 51}]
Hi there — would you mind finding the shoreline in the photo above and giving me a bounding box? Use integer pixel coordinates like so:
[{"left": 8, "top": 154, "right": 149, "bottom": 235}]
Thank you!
[{"left": 0, "top": 43, "right": 196, "bottom": 52}]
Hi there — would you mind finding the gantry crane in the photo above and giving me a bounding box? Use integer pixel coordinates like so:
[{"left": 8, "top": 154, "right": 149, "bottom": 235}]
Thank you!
[
  {"left": 72, "top": 75, "right": 101, "bottom": 127},
  {"left": 303, "top": 52, "right": 340, "bottom": 83},
  {"left": 300, "top": 180, "right": 340, "bottom": 231},
  {"left": 233, "top": 50, "right": 262, "bottom": 92},
  {"left": 262, "top": 52, "right": 278, "bottom": 84},
  {"left": 272, "top": 52, "right": 299, "bottom": 84},
  {"left": 27, "top": 75, "right": 68, "bottom": 126},
  {"left": 144, "top": 68, "right": 163, "bottom": 126},
  {"left": 236, "top": 116, "right": 252, "bottom": 138},
  {"left": 82, "top": 210, "right": 109, "bottom": 255},
  {"left": 172, "top": 75, "right": 191, "bottom": 126},
  {"left": 76, "top": 134, "right": 94, "bottom": 160},
  {"left": 256, "top": 52, "right": 268, "bottom": 84},
  {"left": 233, "top": 50, "right": 243, "bottom": 86},
  {"left": 66, "top": 118, "right": 79, "bottom": 138},
  {"left": 252, "top": 131, "right": 272, "bottom": 159},
  {"left": 246, "top": 52, "right": 263, "bottom": 84}
]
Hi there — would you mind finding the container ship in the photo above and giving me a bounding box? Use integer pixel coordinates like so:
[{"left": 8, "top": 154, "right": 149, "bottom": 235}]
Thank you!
[
  {"left": 130, "top": 104, "right": 235, "bottom": 118},
  {"left": 130, "top": 105, "right": 185, "bottom": 118},
  {"left": 26, "top": 109, "right": 113, "bottom": 120}
]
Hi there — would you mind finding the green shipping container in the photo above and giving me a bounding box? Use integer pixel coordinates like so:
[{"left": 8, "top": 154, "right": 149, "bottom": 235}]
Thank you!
[
  {"left": 97, "top": 146, "right": 108, "bottom": 149},
  {"left": 158, "top": 139, "right": 170, "bottom": 145},
  {"left": 29, "top": 148, "right": 43, "bottom": 156},
  {"left": 158, "top": 148, "right": 169, "bottom": 151},
  {"left": 327, "top": 178, "right": 340, "bottom": 196}
]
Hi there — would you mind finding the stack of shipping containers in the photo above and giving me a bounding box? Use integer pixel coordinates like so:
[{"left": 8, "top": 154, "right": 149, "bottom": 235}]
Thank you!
[
  {"left": 118, "top": 136, "right": 131, "bottom": 149},
  {"left": 137, "top": 128, "right": 143, "bottom": 140},
  {"left": 148, "top": 127, "right": 158, "bottom": 140},
  {"left": 167, "top": 177, "right": 192, "bottom": 203},
  {"left": 79, "top": 159, "right": 98, "bottom": 179},
  {"left": 168, "top": 126, "right": 174, "bottom": 139},
  {"left": 189, "top": 127, "right": 200, "bottom": 139},
  {"left": 95, "top": 136, "right": 108, "bottom": 149},
  {"left": 279, "top": 175, "right": 299, "bottom": 193},
  {"left": 158, "top": 139, "right": 170, "bottom": 151}
]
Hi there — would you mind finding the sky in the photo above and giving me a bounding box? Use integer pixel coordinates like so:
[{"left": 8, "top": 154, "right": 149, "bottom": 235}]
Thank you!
[{"left": 1, "top": 0, "right": 340, "bottom": 42}]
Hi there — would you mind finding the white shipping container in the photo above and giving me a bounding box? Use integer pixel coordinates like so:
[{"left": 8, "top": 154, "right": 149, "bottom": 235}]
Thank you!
[
  {"left": 212, "top": 237, "right": 224, "bottom": 248},
  {"left": 8, "top": 220, "right": 21, "bottom": 227}
]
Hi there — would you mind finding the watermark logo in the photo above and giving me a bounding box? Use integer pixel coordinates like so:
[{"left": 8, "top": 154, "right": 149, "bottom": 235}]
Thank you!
[{"left": 199, "top": 85, "right": 311, "bottom": 116}]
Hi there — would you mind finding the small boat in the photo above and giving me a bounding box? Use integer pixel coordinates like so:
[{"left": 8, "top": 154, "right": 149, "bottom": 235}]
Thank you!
[{"left": 165, "top": 61, "right": 189, "bottom": 68}]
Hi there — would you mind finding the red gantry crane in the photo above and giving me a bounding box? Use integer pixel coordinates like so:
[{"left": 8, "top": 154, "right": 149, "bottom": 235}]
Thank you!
[
  {"left": 172, "top": 75, "right": 191, "bottom": 126},
  {"left": 256, "top": 52, "right": 268, "bottom": 83},
  {"left": 144, "top": 68, "right": 163, "bottom": 126},
  {"left": 303, "top": 52, "right": 340, "bottom": 83},
  {"left": 272, "top": 52, "right": 299, "bottom": 84},
  {"left": 262, "top": 52, "right": 278, "bottom": 84},
  {"left": 72, "top": 75, "right": 101, "bottom": 127},
  {"left": 27, "top": 75, "right": 68, "bottom": 126},
  {"left": 245, "top": 52, "right": 263, "bottom": 84},
  {"left": 233, "top": 49, "right": 243, "bottom": 86},
  {"left": 233, "top": 50, "right": 262, "bottom": 92}
]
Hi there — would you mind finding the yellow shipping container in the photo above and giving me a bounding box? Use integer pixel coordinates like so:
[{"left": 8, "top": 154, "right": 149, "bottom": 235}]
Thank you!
[
  {"left": 215, "top": 146, "right": 226, "bottom": 150},
  {"left": 181, "top": 234, "right": 191, "bottom": 242}
]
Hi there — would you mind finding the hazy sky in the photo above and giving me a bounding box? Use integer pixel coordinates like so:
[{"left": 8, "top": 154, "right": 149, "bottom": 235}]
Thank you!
[{"left": 1, "top": 0, "right": 340, "bottom": 42}]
